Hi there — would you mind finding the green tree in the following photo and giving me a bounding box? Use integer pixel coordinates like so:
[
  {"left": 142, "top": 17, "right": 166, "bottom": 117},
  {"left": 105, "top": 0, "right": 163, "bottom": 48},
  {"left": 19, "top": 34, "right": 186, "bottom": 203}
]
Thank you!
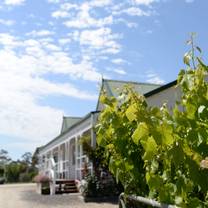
[
  {"left": 0, "top": 149, "right": 11, "bottom": 178},
  {"left": 0, "top": 149, "right": 11, "bottom": 166},
  {"left": 5, "top": 161, "right": 21, "bottom": 182},
  {"left": 21, "top": 152, "right": 32, "bottom": 166},
  {"left": 97, "top": 39, "right": 208, "bottom": 207}
]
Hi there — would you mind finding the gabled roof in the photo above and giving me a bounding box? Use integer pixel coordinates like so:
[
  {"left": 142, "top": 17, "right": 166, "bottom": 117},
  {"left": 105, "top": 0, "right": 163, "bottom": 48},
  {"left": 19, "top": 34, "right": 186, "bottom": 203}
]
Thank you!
[
  {"left": 60, "top": 116, "right": 82, "bottom": 134},
  {"left": 39, "top": 111, "right": 100, "bottom": 153},
  {"left": 38, "top": 79, "right": 169, "bottom": 154},
  {"left": 144, "top": 80, "right": 177, "bottom": 98},
  {"left": 96, "top": 79, "right": 161, "bottom": 110}
]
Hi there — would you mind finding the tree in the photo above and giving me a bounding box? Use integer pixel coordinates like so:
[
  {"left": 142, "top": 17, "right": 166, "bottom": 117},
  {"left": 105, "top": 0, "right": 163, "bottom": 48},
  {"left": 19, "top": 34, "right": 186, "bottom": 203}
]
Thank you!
[
  {"left": 21, "top": 152, "right": 32, "bottom": 166},
  {"left": 97, "top": 38, "right": 208, "bottom": 207},
  {"left": 0, "top": 149, "right": 11, "bottom": 178},
  {"left": 0, "top": 149, "right": 11, "bottom": 166},
  {"left": 5, "top": 161, "right": 21, "bottom": 183}
]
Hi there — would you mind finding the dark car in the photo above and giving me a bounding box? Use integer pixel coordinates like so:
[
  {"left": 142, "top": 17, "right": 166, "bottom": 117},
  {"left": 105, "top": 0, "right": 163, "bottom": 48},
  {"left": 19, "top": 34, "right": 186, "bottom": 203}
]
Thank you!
[{"left": 0, "top": 177, "right": 5, "bottom": 184}]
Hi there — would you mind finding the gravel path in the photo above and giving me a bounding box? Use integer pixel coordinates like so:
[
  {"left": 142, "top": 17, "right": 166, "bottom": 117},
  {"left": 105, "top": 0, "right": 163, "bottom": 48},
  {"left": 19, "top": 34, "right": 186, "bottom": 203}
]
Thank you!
[{"left": 0, "top": 183, "right": 118, "bottom": 208}]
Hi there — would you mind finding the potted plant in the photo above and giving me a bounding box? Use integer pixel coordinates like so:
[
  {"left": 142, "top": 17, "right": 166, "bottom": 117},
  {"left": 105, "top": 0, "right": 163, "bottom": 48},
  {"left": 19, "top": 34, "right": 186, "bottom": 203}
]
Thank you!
[{"left": 34, "top": 174, "right": 51, "bottom": 195}]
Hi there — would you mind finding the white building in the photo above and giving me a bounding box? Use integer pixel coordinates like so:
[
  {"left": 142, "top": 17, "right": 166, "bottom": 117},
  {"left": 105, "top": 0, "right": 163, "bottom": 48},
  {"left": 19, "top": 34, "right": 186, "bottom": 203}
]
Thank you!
[{"left": 36, "top": 79, "right": 178, "bottom": 183}]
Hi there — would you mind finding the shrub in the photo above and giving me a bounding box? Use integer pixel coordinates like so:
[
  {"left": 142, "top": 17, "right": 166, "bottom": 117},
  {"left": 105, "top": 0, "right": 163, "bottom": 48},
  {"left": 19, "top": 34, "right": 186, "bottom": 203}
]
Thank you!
[
  {"left": 82, "top": 173, "right": 121, "bottom": 198},
  {"left": 5, "top": 162, "right": 21, "bottom": 183},
  {"left": 97, "top": 39, "right": 208, "bottom": 207},
  {"left": 19, "top": 173, "right": 31, "bottom": 182}
]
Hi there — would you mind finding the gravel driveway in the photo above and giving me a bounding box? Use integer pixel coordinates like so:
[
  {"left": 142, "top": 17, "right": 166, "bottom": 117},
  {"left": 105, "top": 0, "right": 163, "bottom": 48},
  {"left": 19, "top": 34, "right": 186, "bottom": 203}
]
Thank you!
[{"left": 0, "top": 183, "right": 118, "bottom": 208}]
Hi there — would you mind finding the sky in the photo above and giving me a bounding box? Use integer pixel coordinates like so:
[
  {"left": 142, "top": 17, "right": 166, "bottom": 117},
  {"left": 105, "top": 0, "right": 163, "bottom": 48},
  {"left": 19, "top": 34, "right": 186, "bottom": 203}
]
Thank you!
[{"left": 0, "top": 0, "right": 208, "bottom": 160}]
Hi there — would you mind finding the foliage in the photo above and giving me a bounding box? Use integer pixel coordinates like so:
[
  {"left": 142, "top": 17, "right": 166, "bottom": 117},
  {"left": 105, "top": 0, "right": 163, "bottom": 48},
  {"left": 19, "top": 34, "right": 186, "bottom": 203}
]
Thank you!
[
  {"left": 97, "top": 39, "right": 208, "bottom": 207},
  {"left": 21, "top": 152, "right": 32, "bottom": 166},
  {"left": 80, "top": 135, "right": 108, "bottom": 172},
  {"left": 0, "top": 149, "right": 11, "bottom": 178},
  {"left": 5, "top": 162, "right": 21, "bottom": 182},
  {"left": 82, "top": 173, "right": 120, "bottom": 198},
  {"left": 1, "top": 150, "right": 38, "bottom": 183},
  {"left": 0, "top": 168, "right": 4, "bottom": 177},
  {"left": 80, "top": 135, "right": 123, "bottom": 198},
  {"left": 82, "top": 174, "right": 101, "bottom": 197}
]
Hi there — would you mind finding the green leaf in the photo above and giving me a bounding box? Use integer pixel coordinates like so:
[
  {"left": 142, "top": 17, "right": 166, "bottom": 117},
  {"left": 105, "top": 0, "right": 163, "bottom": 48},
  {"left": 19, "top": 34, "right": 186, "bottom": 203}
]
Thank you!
[
  {"left": 186, "top": 102, "right": 197, "bottom": 119},
  {"left": 196, "top": 46, "right": 202, "bottom": 53},
  {"left": 168, "top": 145, "right": 184, "bottom": 167},
  {"left": 160, "top": 123, "right": 174, "bottom": 146},
  {"left": 147, "top": 174, "right": 163, "bottom": 190},
  {"left": 186, "top": 39, "right": 192, "bottom": 45},
  {"left": 143, "top": 136, "right": 157, "bottom": 160},
  {"left": 197, "top": 57, "right": 208, "bottom": 71},
  {"left": 183, "top": 52, "right": 191, "bottom": 66},
  {"left": 125, "top": 104, "right": 137, "bottom": 122},
  {"left": 132, "top": 122, "right": 149, "bottom": 144},
  {"left": 188, "top": 197, "right": 204, "bottom": 208}
]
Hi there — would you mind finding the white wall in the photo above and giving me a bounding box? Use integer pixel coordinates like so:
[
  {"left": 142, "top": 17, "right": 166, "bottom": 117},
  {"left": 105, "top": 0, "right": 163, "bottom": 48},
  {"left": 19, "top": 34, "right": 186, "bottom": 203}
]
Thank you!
[{"left": 146, "top": 85, "right": 181, "bottom": 110}]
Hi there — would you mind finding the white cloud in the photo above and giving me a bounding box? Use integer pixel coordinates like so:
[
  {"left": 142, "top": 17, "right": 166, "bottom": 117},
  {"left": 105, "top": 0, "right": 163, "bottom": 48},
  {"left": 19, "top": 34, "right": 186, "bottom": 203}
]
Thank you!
[
  {"left": 4, "top": 0, "right": 25, "bottom": 6},
  {"left": 77, "top": 28, "right": 121, "bottom": 55},
  {"left": 51, "top": 3, "right": 78, "bottom": 18},
  {"left": 133, "top": 0, "right": 158, "bottom": 5},
  {"left": 64, "top": 14, "right": 113, "bottom": 29},
  {"left": 0, "top": 33, "right": 101, "bottom": 146},
  {"left": 0, "top": 19, "right": 15, "bottom": 26},
  {"left": 121, "top": 7, "right": 150, "bottom": 16},
  {"left": 89, "top": 0, "right": 112, "bottom": 7},
  {"left": 52, "top": 1, "right": 113, "bottom": 28},
  {"left": 146, "top": 72, "right": 165, "bottom": 84},
  {"left": 0, "top": 33, "right": 21, "bottom": 49},
  {"left": 26, "top": 30, "right": 54, "bottom": 37},
  {"left": 58, "top": 38, "right": 71, "bottom": 45},
  {"left": 79, "top": 28, "right": 119, "bottom": 48},
  {"left": 60, "top": 3, "right": 78, "bottom": 10},
  {"left": 114, "top": 68, "right": 127, "bottom": 75},
  {"left": 47, "top": 0, "right": 60, "bottom": 3},
  {"left": 112, "top": 58, "right": 126, "bottom": 65},
  {"left": 115, "top": 18, "right": 138, "bottom": 28},
  {"left": 52, "top": 10, "right": 70, "bottom": 18}
]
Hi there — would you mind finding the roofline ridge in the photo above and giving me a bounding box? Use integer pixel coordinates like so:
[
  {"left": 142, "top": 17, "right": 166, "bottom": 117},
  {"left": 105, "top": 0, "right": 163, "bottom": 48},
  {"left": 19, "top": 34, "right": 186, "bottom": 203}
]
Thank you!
[
  {"left": 63, "top": 116, "right": 83, "bottom": 119},
  {"left": 102, "top": 78, "right": 162, "bottom": 86},
  {"left": 144, "top": 80, "right": 177, "bottom": 97}
]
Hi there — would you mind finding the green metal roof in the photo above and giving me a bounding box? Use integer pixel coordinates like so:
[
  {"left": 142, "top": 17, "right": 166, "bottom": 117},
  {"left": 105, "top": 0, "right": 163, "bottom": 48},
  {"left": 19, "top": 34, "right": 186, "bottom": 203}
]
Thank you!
[
  {"left": 103, "top": 79, "right": 161, "bottom": 96},
  {"left": 39, "top": 79, "right": 162, "bottom": 153},
  {"left": 60, "top": 116, "right": 82, "bottom": 133},
  {"left": 39, "top": 111, "right": 100, "bottom": 153},
  {"left": 96, "top": 79, "right": 161, "bottom": 110}
]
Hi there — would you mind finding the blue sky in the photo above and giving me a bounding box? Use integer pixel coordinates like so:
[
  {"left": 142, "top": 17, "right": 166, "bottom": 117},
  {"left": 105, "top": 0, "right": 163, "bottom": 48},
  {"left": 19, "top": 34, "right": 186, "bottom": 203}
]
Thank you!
[{"left": 0, "top": 0, "right": 207, "bottom": 160}]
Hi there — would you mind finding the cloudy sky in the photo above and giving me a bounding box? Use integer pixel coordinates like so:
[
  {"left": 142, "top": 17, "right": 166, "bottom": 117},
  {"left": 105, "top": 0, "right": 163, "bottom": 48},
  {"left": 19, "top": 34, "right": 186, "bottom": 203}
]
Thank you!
[{"left": 0, "top": 0, "right": 207, "bottom": 159}]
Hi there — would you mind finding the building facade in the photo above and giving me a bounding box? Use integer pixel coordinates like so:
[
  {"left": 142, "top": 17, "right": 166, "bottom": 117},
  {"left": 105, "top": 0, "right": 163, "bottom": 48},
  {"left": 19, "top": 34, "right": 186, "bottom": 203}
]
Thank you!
[{"left": 37, "top": 79, "right": 178, "bottom": 181}]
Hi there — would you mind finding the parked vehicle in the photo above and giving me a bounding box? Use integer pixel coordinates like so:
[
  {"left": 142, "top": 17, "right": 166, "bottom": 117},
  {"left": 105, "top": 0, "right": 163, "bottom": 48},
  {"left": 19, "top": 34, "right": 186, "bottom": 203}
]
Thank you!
[{"left": 0, "top": 177, "right": 5, "bottom": 184}]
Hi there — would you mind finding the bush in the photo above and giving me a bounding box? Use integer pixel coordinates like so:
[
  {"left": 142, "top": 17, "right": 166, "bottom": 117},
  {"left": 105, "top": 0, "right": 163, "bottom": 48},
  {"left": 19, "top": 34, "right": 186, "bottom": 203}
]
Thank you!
[
  {"left": 97, "top": 40, "right": 208, "bottom": 207},
  {"left": 19, "top": 173, "right": 31, "bottom": 182},
  {"left": 82, "top": 174, "right": 100, "bottom": 197},
  {"left": 0, "top": 168, "right": 4, "bottom": 177},
  {"left": 82, "top": 173, "right": 121, "bottom": 198},
  {"left": 5, "top": 162, "right": 21, "bottom": 183}
]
